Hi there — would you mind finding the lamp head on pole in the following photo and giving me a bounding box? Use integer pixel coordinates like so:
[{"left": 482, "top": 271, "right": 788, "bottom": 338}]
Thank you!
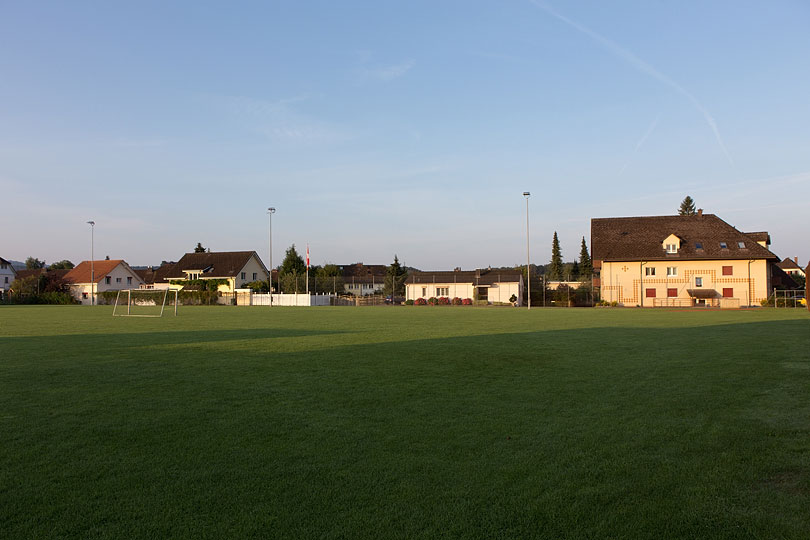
[
  {"left": 267, "top": 207, "right": 275, "bottom": 214},
  {"left": 87, "top": 220, "right": 95, "bottom": 226},
  {"left": 523, "top": 192, "right": 530, "bottom": 198}
]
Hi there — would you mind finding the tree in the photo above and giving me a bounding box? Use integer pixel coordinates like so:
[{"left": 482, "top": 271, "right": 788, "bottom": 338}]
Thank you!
[
  {"left": 384, "top": 255, "right": 408, "bottom": 297},
  {"left": 579, "top": 237, "right": 593, "bottom": 279},
  {"left": 25, "top": 257, "right": 45, "bottom": 269},
  {"left": 316, "top": 264, "right": 343, "bottom": 294},
  {"left": 679, "top": 196, "right": 696, "bottom": 216},
  {"left": 278, "top": 244, "right": 307, "bottom": 293},
  {"left": 194, "top": 243, "right": 206, "bottom": 253},
  {"left": 548, "top": 232, "right": 563, "bottom": 280},
  {"left": 48, "top": 260, "right": 74, "bottom": 270}
]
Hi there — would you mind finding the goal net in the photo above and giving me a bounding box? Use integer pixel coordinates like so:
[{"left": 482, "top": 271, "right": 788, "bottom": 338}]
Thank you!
[{"left": 112, "top": 289, "right": 178, "bottom": 317}]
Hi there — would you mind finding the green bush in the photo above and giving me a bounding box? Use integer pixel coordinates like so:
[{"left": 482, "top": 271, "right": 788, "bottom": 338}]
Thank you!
[{"left": 405, "top": 299, "right": 414, "bottom": 305}]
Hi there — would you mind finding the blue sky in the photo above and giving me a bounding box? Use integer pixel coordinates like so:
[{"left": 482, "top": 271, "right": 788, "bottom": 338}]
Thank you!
[{"left": 2, "top": 1, "right": 809, "bottom": 270}]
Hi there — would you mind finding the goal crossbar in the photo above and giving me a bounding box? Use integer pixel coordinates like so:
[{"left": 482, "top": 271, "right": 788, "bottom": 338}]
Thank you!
[{"left": 112, "top": 289, "right": 178, "bottom": 317}]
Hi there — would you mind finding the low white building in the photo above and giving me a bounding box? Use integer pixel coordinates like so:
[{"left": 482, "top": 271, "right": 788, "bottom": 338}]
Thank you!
[
  {"left": 64, "top": 260, "right": 144, "bottom": 305},
  {"left": 405, "top": 269, "right": 524, "bottom": 305},
  {"left": 0, "top": 257, "right": 17, "bottom": 296}
]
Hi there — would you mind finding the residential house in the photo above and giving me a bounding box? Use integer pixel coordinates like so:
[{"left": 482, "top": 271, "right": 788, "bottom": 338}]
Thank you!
[
  {"left": 339, "top": 263, "right": 387, "bottom": 296},
  {"left": 777, "top": 257, "right": 806, "bottom": 280},
  {"left": 161, "top": 251, "right": 269, "bottom": 293},
  {"left": 133, "top": 262, "right": 177, "bottom": 290},
  {"left": 64, "top": 260, "right": 145, "bottom": 305},
  {"left": 405, "top": 268, "right": 524, "bottom": 305},
  {"left": 0, "top": 257, "right": 17, "bottom": 296},
  {"left": 591, "top": 211, "right": 781, "bottom": 307}
]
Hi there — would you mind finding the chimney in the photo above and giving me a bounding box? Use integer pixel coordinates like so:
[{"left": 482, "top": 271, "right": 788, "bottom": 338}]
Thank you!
[
  {"left": 697, "top": 208, "right": 703, "bottom": 216},
  {"left": 795, "top": 257, "right": 799, "bottom": 264}
]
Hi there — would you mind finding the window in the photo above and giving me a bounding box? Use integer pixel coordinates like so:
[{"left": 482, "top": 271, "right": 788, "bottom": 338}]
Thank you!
[
  {"left": 695, "top": 277, "right": 703, "bottom": 287},
  {"left": 116, "top": 277, "right": 122, "bottom": 283},
  {"left": 105, "top": 276, "right": 111, "bottom": 285},
  {"left": 127, "top": 277, "right": 132, "bottom": 285},
  {"left": 719, "top": 242, "right": 728, "bottom": 249},
  {"left": 4, "top": 277, "right": 8, "bottom": 284},
  {"left": 723, "top": 288, "right": 734, "bottom": 298},
  {"left": 667, "top": 288, "right": 678, "bottom": 298},
  {"left": 645, "top": 267, "right": 656, "bottom": 276},
  {"left": 82, "top": 292, "right": 88, "bottom": 299},
  {"left": 253, "top": 273, "right": 257, "bottom": 280},
  {"left": 437, "top": 287, "right": 449, "bottom": 296},
  {"left": 695, "top": 242, "right": 703, "bottom": 250},
  {"left": 645, "top": 288, "right": 656, "bottom": 298},
  {"left": 738, "top": 241, "right": 746, "bottom": 249},
  {"left": 667, "top": 267, "right": 677, "bottom": 277},
  {"left": 722, "top": 266, "right": 733, "bottom": 276},
  {"left": 241, "top": 272, "right": 246, "bottom": 280},
  {"left": 422, "top": 287, "right": 427, "bottom": 297},
  {"left": 666, "top": 244, "right": 677, "bottom": 254}
]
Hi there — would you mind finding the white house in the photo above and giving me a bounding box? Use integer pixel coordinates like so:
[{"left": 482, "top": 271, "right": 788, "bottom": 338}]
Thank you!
[
  {"left": 64, "top": 260, "right": 144, "bottom": 305},
  {"left": 0, "top": 257, "right": 17, "bottom": 296},
  {"left": 405, "top": 269, "right": 524, "bottom": 305}
]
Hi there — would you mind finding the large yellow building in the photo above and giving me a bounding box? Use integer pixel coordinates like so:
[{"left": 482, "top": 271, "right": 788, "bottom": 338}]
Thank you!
[{"left": 592, "top": 212, "right": 781, "bottom": 307}]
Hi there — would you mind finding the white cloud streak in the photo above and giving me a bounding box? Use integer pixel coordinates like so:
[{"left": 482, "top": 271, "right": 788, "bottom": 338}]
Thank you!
[
  {"left": 531, "top": 1, "right": 734, "bottom": 165},
  {"left": 618, "top": 114, "right": 660, "bottom": 176}
]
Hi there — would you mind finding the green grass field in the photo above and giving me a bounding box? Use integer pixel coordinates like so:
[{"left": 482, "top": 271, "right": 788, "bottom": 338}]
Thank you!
[{"left": 1, "top": 305, "right": 809, "bottom": 539}]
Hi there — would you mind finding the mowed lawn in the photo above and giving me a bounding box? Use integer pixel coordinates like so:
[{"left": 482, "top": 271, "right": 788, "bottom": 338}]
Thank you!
[{"left": 1, "top": 305, "right": 809, "bottom": 539}]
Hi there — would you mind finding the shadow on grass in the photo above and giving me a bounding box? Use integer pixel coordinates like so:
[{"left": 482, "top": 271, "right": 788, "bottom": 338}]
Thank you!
[{"left": 1, "top": 318, "right": 809, "bottom": 539}]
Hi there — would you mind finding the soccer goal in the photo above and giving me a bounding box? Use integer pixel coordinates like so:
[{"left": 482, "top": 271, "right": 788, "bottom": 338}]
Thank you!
[{"left": 112, "top": 289, "right": 178, "bottom": 317}]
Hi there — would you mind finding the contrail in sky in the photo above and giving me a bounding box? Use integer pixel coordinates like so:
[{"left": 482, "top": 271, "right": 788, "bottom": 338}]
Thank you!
[
  {"left": 531, "top": 1, "right": 733, "bottom": 165},
  {"left": 619, "top": 114, "right": 660, "bottom": 176}
]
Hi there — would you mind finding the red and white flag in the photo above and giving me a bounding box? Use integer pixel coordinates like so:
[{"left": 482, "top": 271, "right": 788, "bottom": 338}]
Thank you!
[{"left": 306, "top": 244, "right": 310, "bottom": 268}]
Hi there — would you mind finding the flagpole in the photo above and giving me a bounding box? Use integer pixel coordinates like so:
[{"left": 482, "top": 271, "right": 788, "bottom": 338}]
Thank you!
[{"left": 306, "top": 244, "right": 310, "bottom": 295}]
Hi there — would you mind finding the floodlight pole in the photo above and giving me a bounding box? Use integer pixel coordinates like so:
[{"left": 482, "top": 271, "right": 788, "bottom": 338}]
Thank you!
[
  {"left": 523, "top": 192, "right": 531, "bottom": 309},
  {"left": 87, "top": 220, "right": 95, "bottom": 306},
  {"left": 267, "top": 207, "right": 275, "bottom": 306}
]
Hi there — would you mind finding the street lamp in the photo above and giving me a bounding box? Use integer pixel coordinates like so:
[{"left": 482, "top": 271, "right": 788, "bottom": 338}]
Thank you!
[
  {"left": 267, "top": 207, "right": 275, "bottom": 305},
  {"left": 523, "top": 192, "right": 531, "bottom": 310},
  {"left": 87, "top": 220, "right": 95, "bottom": 306}
]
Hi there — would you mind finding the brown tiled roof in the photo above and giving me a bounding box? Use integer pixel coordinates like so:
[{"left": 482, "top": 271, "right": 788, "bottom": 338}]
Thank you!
[
  {"left": 339, "top": 263, "right": 388, "bottom": 281},
  {"left": 776, "top": 258, "right": 802, "bottom": 271},
  {"left": 406, "top": 269, "right": 522, "bottom": 286},
  {"left": 64, "top": 260, "right": 129, "bottom": 284},
  {"left": 591, "top": 214, "right": 778, "bottom": 262},
  {"left": 134, "top": 263, "right": 177, "bottom": 284},
  {"left": 743, "top": 231, "right": 771, "bottom": 244},
  {"left": 15, "top": 268, "right": 70, "bottom": 281},
  {"left": 162, "top": 251, "right": 266, "bottom": 279}
]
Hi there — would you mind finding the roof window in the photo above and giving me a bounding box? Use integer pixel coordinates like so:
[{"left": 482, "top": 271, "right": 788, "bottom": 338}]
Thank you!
[
  {"left": 719, "top": 242, "right": 728, "bottom": 249},
  {"left": 695, "top": 242, "right": 703, "bottom": 250},
  {"left": 738, "top": 241, "right": 746, "bottom": 249}
]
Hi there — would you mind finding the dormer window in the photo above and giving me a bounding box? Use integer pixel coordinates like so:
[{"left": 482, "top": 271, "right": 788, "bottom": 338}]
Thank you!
[
  {"left": 720, "top": 242, "right": 728, "bottom": 249},
  {"left": 662, "top": 234, "right": 681, "bottom": 254}
]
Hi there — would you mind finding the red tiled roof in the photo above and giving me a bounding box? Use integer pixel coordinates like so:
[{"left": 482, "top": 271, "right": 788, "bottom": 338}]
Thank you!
[{"left": 64, "top": 260, "right": 127, "bottom": 284}]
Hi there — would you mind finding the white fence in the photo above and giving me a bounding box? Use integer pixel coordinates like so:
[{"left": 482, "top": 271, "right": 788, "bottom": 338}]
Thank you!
[{"left": 250, "top": 293, "right": 333, "bottom": 306}]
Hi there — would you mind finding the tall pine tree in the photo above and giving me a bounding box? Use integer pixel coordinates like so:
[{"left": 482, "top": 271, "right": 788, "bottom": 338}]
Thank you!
[
  {"left": 579, "top": 237, "right": 593, "bottom": 279},
  {"left": 385, "top": 255, "right": 408, "bottom": 297},
  {"left": 678, "top": 196, "right": 696, "bottom": 215},
  {"left": 549, "top": 232, "right": 563, "bottom": 280}
]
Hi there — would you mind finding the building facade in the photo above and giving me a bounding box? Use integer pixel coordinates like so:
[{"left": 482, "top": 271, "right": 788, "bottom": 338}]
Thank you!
[
  {"left": 405, "top": 269, "right": 523, "bottom": 305},
  {"left": 592, "top": 212, "right": 780, "bottom": 307}
]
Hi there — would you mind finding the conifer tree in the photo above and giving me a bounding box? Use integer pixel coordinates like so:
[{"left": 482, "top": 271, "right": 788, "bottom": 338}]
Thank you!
[
  {"left": 679, "top": 196, "right": 696, "bottom": 216},
  {"left": 549, "top": 232, "right": 563, "bottom": 280},
  {"left": 579, "top": 237, "right": 593, "bottom": 279}
]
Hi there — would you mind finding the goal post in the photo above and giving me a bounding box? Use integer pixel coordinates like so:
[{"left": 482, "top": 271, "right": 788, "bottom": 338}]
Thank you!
[{"left": 112, "top": 289, "right": 178, "bottom": 317}]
